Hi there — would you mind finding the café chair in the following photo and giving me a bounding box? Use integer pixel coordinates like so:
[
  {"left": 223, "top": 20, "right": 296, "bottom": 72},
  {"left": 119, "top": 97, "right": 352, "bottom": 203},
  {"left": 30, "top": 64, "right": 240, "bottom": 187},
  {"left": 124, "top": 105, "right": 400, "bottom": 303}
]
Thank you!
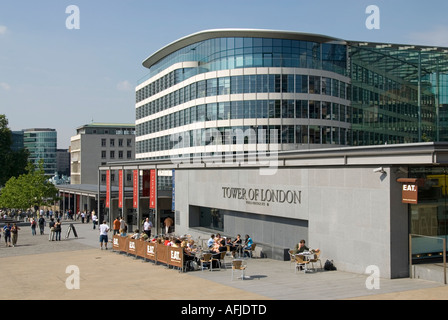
[
  {"left": 200, "top": 253, "right": 213, "bottom": 271},
  {"left": 231, "top": 259, "right": 247, "bottom": 280},
  {"left": 244, "top": 243, "right": 256, "bottom": 258},
  {"left": 309, "top": 251, "right": 322, "bottom": 271},
  {"left": 288, "top": 250, "right": 296, "bottom": 269},
  {"left": 295, "top": 254, "right": 310, "bottom": 273}
]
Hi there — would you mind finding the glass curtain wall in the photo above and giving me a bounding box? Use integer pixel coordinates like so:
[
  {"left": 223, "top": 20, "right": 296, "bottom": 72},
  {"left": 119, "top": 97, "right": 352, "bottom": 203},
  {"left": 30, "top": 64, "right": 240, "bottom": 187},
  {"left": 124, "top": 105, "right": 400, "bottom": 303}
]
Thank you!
[{"left": 349, "top": 44, "right": 448, "bottom": 146}]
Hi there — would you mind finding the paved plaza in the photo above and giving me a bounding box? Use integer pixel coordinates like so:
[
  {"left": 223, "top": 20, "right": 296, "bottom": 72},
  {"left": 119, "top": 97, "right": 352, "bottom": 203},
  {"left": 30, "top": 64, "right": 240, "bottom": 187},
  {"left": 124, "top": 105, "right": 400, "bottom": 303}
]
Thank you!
[{"left": 0, "top": 219, "right": 447, "bottom": 300}]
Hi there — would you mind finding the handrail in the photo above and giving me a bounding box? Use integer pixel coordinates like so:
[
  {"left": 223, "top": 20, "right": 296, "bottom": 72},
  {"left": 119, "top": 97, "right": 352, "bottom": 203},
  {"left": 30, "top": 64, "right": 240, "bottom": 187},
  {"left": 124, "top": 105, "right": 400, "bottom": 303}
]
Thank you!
[{"left": 409, "top": 233, "right": 446, "bottom": 284}]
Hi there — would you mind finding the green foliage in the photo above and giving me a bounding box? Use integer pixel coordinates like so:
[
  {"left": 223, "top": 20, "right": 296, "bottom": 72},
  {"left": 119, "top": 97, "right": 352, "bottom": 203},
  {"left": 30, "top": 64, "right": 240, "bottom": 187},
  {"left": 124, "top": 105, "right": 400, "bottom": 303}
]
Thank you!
[
  {"left": 0, "top": 160, "right": 59, "bottom": 210},
  {"left": 0, "top": 114, "right": 29, "bottom": 186}
]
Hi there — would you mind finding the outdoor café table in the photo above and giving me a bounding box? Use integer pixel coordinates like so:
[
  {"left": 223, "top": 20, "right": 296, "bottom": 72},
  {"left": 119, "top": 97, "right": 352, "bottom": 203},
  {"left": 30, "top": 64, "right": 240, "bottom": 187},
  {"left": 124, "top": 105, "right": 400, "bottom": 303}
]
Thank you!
[{"left": 297, "top": 251, "right": 314, "bottom": 272}]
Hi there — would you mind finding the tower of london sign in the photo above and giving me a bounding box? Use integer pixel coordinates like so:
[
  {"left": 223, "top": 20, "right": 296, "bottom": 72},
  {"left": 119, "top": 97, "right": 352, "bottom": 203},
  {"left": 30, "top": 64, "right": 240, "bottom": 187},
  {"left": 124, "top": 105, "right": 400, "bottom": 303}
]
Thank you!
[{"left": 222, "top": 186, "right": 301, "bottom": 207}]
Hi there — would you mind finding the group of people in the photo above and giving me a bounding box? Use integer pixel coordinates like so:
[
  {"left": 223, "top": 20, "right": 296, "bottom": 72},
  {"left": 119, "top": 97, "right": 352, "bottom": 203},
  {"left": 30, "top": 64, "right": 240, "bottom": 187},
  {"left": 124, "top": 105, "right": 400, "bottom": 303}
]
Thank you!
[{"left": 2, "top": 223, "right": 20, "bottom": 247}]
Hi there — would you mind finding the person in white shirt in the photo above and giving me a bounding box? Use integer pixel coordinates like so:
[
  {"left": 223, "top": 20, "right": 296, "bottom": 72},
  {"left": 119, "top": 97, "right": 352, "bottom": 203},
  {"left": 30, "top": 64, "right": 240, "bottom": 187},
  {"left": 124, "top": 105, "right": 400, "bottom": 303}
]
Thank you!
[
  {"left": 99, "top": 220, "right": 110, "bottom": 250},
  {"left": 143, "top": 218, "right": 153, "bottom": 239},
  {"left": 92, "top": 211, "right": 98, "bottom": 230}
]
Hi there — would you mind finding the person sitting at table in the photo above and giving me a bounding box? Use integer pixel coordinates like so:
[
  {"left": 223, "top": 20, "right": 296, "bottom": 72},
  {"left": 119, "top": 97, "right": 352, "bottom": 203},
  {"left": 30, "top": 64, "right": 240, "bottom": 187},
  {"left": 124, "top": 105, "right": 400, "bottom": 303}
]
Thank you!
[
  {"left": 164, "top": 236, "right": 171, "bottom": 246},
  {"left": 243, "top": 234, "right": 253, "bottom": 257},
  {"left": 293, "top": 239, "right": 309, "bottom": 254},
  {"left": 207, "top": 234, "right": 215, "bottom": 249},
  {"left": 131, "top": 229, "right": 140, "bottom": 239},
  {"left": 232, "top": 234, "right": 243, "bottom": 256},
  {"left": 187, "top": 239, "right": 197, "bottom": 252}
]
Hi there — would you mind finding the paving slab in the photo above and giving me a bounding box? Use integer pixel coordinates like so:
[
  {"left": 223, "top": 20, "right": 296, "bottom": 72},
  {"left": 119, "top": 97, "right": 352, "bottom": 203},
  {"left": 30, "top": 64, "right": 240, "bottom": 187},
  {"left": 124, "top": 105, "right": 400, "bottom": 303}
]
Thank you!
[{"left": 0, "top": 220, "right": 446, "bottom": 300}]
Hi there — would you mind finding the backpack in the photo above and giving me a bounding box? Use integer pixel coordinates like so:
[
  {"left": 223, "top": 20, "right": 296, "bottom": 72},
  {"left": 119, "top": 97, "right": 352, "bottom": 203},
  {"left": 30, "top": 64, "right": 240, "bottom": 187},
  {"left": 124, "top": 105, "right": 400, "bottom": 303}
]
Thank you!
[{"left": 324, "top": 259, "right": 337, "bottom": 271}]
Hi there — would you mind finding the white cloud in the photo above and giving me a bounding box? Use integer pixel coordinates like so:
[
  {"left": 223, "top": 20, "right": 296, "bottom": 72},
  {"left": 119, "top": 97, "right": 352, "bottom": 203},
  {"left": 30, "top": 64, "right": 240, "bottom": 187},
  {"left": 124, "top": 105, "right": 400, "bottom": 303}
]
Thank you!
[
  {"left": 116, "top": 80, "right": 133, "bottom": 92},
  {"left": 408, "top": 26, "right": 448, "bottom": 47},
  {"left": 0, "top": 25, "right": 7, "bottom": 35},
  {"left": 0, "top": 82, "right": 11, "bottom": 91}
]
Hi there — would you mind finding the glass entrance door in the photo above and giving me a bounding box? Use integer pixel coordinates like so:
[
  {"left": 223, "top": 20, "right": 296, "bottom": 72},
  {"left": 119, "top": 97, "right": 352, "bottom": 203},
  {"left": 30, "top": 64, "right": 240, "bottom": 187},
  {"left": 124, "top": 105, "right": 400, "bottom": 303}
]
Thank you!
[{"left": 409, "top": 167, "right": 448, "bottom": 260}]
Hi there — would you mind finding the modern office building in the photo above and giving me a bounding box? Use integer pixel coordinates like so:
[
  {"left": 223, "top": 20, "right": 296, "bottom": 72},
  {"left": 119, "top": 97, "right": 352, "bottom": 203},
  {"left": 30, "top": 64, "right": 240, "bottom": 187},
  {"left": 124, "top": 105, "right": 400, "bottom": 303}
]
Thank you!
[
  {"left": 135, "top": 29, "right": 448, "bottom": 162},
  {"left": 23, "top": 128, "right": 57, "bottom": 176},
  {"left": 70, "top": 123, "right": 136, "bottom": 185}
]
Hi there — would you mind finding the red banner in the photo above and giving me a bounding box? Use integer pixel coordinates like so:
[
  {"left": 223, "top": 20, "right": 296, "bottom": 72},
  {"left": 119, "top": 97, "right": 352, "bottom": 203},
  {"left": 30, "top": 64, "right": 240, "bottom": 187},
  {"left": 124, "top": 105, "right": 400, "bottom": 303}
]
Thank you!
[
  {"left": 118, "top": 170, "right": 123, "bottom": 208},
  {"left": 142, "top": 170, "right": 150, "bottom": 197},
  {"left": 150, "top": 169, "right": 156, "bottom": 209},
  {"left": 105, "top": 170, "right": 110, "bottom": 208},
  {"left": 133, "top": 170, "right": 139, "bottom": 209}
]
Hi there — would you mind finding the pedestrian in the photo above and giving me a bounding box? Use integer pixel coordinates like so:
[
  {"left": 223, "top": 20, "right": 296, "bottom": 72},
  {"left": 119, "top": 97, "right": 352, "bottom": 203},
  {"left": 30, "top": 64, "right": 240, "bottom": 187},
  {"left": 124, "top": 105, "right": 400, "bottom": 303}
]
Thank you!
[
  {"left": 92, "top": 211, "right": 98, "bottom": 230},
  {"left": 11, "top": 223, "right": 20, "bottom": 247},
  {"left": 3, "top": 223, "right": 12, "bottom": 247},
  {"left": 113, "top": 216, "right": 120, "bottom": 235},
  {"left": 99, "top": 220, "right": 110, "bottom": 250},
  {"left": 48, "top": 218, "right": 55, "bottom": 241},
  {"left": 81, "top": 211, "right": 85, "bottom": 223},
  {"left": 38, "top": 215, "right": 45, "bottom": 235},
  {"left": 54, "top": 219, "right": 62, "bottom": 241},
  {"left": 143, "top": 217, "right": 152, "bottom": 239},
  {"left": 30, "top": 218, "right": 37, "bottom": 236},
  {"left": 120, "top": 216, "right": 128, "bottom": 235},
  {"left": 164, "top": 216, "right": 174, "bottom": 234}
]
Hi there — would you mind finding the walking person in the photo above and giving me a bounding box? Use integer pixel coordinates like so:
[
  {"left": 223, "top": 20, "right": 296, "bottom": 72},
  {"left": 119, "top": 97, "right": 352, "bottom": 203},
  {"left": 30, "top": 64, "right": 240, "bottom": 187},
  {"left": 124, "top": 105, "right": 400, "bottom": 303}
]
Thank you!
[
  {"left": 3, "top": 223, "right": 12, "bottom": 247},
  {"left": 143, "top": 217, "right": 152, "bottom": 239},
  {"left": 30, "top": 218, "right": 37, "bottom": 236},
  {"left": 113, "top": 216, "right": 120, "bottom": 235},
  {"left": 38, "top": 215, "right": 45, "bottom": 235},
  {"left": 54, "top": 219, "right": 62, "bottom": 241},
  {"left": 92, "top": 211, "right": 98, "bottom": 230},
  {"left": 11, "top": 223, "right": 20, "bottom": 247},
  {"left": 48, "top": 218, "right": 55, "bottom": 241},
  {"left": 99, "top": 220, "right": 110, "bottom": 250}
]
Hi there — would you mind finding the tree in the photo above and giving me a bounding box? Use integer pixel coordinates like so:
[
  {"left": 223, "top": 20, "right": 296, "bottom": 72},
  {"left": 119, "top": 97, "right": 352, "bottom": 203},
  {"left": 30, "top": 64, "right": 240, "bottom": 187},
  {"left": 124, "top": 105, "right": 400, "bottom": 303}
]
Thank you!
[
  {"left": 0, "top": 114, "right": 29, "bottom": 186},
  {"left": 0, "top": 160, "right": 59, "bottom": 210}
]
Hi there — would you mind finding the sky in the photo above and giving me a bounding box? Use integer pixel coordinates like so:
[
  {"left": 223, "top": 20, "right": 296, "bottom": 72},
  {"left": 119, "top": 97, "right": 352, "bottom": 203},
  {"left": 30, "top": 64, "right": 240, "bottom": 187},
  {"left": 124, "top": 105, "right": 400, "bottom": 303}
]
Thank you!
[{"left": 1, "top": 0, "right": 448, "bottom": 149}]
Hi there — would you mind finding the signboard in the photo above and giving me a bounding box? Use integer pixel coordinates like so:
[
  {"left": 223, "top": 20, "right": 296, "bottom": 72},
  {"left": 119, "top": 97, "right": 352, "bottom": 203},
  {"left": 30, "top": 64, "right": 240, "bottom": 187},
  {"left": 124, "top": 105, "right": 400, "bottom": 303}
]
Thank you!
[
  {"left": 105, "top": 170, "right": 110, "bottom": 208},
  {"left": 142, "top": 170, "right": 150, "bottom": 197},
  {"left": 402, "top": 183, "right": 418, "bottom": 204},
  {"left": 149, "top": 169, "right": 156, "bottom": 209},
  {"left": 397, "top": 178, "right": 422, "bottom": 204},
  {"left": 133, "top": 170, "right": 139, "bottom": 209},
  {"left": 118, "top": 170, "right": 123, "bottom": 208},
  {"left": 172, "top": 169, "right": 175, "bottom": 211}
]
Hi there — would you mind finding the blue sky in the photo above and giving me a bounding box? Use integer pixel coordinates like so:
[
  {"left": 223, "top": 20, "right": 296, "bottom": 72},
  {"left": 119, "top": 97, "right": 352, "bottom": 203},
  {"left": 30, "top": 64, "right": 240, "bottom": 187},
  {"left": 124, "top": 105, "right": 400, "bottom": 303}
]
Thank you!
[{"left": 1, "top": 0, "right": 448, "bottom": 148}]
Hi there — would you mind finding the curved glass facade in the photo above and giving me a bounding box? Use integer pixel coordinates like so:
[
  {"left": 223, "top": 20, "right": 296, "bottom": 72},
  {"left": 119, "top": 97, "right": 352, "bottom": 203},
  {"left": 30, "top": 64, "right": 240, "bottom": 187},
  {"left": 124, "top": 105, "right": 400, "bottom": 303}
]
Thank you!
[
  {"left": 136, "top": 33, "right": 350, "bottom": 160},
  {"left": 135, "top": 30, "right": 448, "bottom": 160}
]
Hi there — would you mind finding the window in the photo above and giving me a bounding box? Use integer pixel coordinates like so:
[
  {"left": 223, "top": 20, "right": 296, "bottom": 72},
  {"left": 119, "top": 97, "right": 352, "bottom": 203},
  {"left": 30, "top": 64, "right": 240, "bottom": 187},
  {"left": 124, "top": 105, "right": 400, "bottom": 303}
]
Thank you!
[
  {"left": 110, "top": 151, "right": 115, "bottom": 159},
  {"left": 118, "top": 139, "right": 123, "bottom": 147},
  {"left": 110, "top": 139, "right": 115, "bottom": 147},
  {"left": 127, "top": 151, "right": 132, "bottom": 159},
  {"left": 101, "top": 139, "right": 106, "bottom": 147},
  {"left": 101, "top": 151, "right": 106, "bottom": 159}
]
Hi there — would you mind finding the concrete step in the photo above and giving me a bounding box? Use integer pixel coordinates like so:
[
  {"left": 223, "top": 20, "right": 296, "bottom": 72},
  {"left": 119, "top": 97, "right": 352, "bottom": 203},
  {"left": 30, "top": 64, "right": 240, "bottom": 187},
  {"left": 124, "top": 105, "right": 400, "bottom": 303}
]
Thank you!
[{"left": 412, "top": 263, "right": 448, "bottom": 284}]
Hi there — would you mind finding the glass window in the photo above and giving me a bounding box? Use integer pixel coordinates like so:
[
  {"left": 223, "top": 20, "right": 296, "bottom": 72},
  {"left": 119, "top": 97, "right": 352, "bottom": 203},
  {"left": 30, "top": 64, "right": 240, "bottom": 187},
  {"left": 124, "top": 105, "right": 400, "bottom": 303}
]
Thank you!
[
  {"left": 309, "top": 76, "right": 321, "bottom": 94},
  {"left": 296, "top": 100, "right": 308, "bottom": 119},
  {"left": 206, "top": 103, "right": 217, "bottom": 121},
  {"left": 218, "top": 77, "right": 230, "bottom": 95},
  {"left": 218, "top": 102, "right": 230, "bottom": 120},
  {"left": 296, "top": 75, "right": 308, "bottom": 93},
  {"left": 206, "top": 78, "right": 217, "bottom": 97},
  {"left": 309, "top": 101, "right": 321, "bottom": 119}
]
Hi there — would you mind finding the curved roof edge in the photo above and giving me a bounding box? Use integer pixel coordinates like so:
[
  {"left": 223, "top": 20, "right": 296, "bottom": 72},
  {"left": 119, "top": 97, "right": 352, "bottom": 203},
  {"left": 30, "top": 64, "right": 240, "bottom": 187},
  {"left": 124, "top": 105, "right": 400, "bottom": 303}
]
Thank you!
[{"left": 142, "top": 29, "right": 345, "bottom": 69}]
